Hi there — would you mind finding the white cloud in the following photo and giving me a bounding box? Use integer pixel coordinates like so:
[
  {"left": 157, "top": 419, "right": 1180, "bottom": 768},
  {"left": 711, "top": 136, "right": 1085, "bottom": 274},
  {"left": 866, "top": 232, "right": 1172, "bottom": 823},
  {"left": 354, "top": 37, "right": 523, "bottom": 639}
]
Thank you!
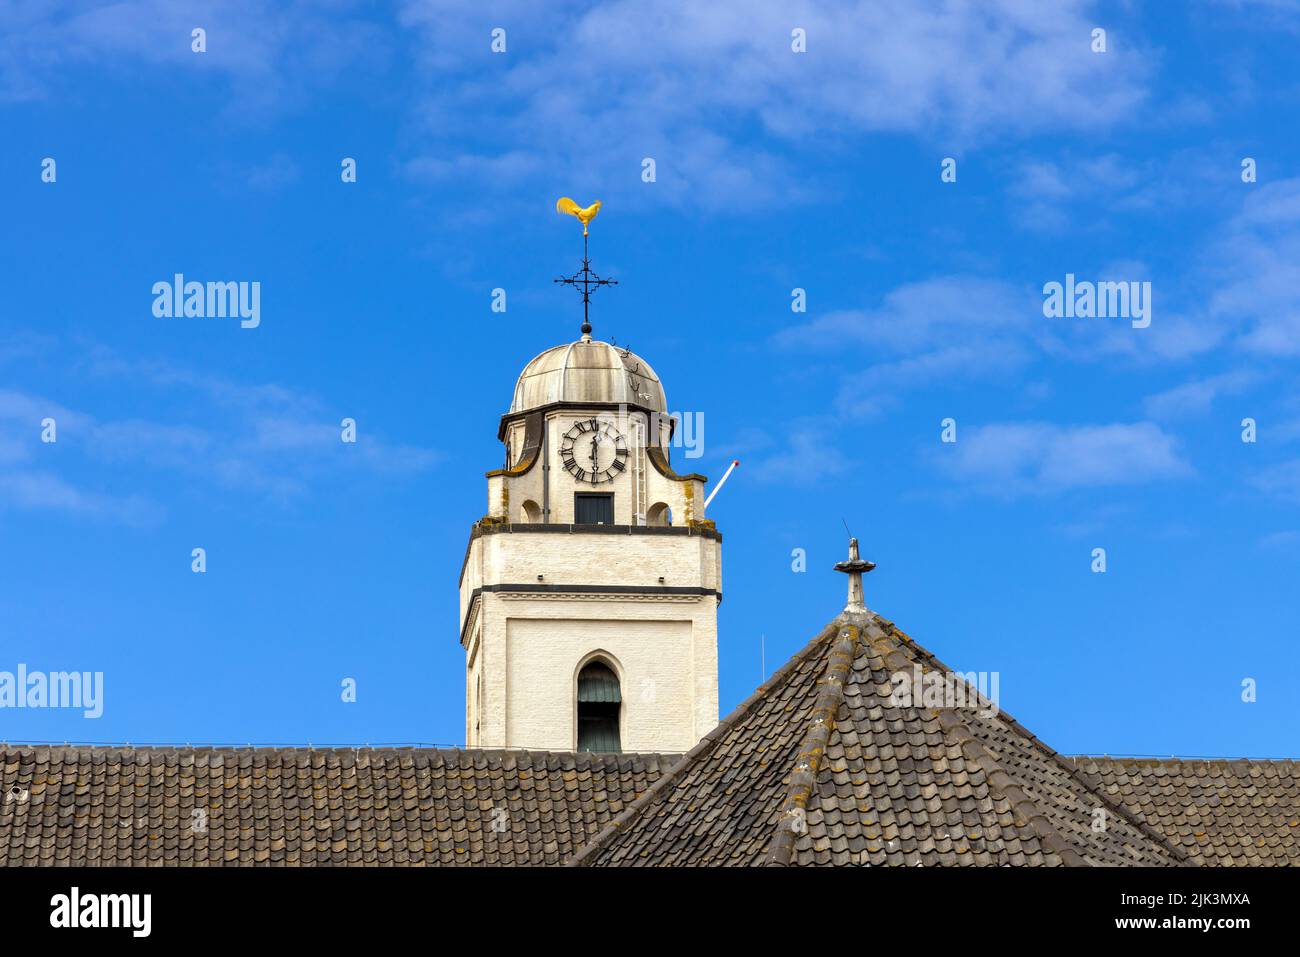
[
  {"left": 776, "top": 266, "right": 1230, "bottom": 397},
  {"left": 1009, "top": 149, "right": 1230, "bottom": 233},
  {"left": 0, "top": 469, "right": 160, "bottom": 525},
  {"left": 0, "top": 347, "right": 439, "bottom": 519},
  {"left": 730, "top": 422, "right": 850, "bottom": 485},
  {"left": 777, "top": 276, "right": 1031, "bottom": 353},
  {"left": 0, "top": 389, "right": 91, "bottom": 429},
  {"left": 1259, "top": 529, "right": 1300, "bottom": 548},
  {"left": 398, "top": 0, "right": 1152, "bottom": 211},
  {"left": 1142, "top": 370, "right": 1261, "bottom": 420},
  {"left": 403, "top": 150, "right": 544, "bottom": 186},
  {"left": 1012, "top": 176, "right": 1300, "bottom": 365},
  {"left": 1251, "top": 458, "right": 1300, "bottom": 502},
  {"left": 937, "top": 421, "right": 1192, "bottom": 494},
  {"left": 775, "top": 277, "right": 1041, "bottom": 413},
  {"left": 4, "top": 2, "right": 1157, "bottom": 213},
  {"left": 1206, "top": 178, "right": 1300, "bottom": 356},
  {"left": 0, "top": 0, "right": 390, "bottom": 113}
]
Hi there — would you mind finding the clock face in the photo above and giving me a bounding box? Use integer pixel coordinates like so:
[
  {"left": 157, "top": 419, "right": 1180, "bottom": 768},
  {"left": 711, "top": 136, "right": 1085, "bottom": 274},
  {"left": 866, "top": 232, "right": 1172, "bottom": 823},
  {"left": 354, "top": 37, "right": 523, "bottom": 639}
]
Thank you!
[{"left": 559, "top": 418, "right": 628, "bottom": 484}]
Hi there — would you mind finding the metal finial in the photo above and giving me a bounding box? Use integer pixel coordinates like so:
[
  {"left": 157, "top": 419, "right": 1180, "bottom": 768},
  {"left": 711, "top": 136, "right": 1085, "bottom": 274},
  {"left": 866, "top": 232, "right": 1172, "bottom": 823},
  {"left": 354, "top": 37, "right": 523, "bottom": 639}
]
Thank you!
[
  {"left": 833, "top": 537, "right": 875, "bottom": 614},
  {"left": 554, "top": 197, "right": 616, "bottom": 341}
]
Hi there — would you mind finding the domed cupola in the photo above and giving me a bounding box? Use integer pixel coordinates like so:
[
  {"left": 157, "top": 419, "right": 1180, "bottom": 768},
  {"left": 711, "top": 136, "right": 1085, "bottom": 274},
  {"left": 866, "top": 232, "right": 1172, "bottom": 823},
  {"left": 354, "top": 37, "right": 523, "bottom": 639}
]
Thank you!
[{"left": 510, "top": 339, "right": 667, "bottom": 416}]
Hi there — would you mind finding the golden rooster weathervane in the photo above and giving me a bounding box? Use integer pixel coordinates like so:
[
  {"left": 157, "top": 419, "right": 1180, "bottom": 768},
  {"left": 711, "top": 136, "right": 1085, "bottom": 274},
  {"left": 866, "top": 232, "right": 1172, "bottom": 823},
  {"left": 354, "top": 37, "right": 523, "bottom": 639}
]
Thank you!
[
  {"left": 556, "top": 196, "right": 601, "bottom": 236},
  {"left": 553, "top": 196, "right": 617, "bottom": 340}
]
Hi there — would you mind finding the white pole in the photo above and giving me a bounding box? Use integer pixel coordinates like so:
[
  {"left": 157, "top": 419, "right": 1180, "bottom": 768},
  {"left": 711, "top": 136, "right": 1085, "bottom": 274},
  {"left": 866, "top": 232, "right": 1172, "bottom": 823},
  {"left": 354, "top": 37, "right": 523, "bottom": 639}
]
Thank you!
[{"left": 703, "top": 459, "right": 740, "bottom": 510}]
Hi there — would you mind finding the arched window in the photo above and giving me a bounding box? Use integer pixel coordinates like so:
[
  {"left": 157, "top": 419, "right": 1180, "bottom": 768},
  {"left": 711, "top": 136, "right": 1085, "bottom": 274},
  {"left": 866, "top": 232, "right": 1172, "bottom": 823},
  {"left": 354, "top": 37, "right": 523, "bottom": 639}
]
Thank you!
[
  {"left": 646, "top": 502, "right": 672, "bottom": 527},
  {"left": 520, "top": 499, "right": 542, "bottom": 523},
  {"left": 576, "top": 660, "right": 621, "bottom": 753}
]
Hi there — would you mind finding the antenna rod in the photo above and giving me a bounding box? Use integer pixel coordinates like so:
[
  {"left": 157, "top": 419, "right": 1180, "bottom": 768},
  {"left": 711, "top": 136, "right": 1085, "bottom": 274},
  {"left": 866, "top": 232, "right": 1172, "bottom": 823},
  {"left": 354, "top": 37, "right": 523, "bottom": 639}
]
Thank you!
[
  {"left": 582, "top": 232, "right": 590, "bottom": 333},
  {"left": 703, "top": 460, "right": 740, "bottom": 510}
]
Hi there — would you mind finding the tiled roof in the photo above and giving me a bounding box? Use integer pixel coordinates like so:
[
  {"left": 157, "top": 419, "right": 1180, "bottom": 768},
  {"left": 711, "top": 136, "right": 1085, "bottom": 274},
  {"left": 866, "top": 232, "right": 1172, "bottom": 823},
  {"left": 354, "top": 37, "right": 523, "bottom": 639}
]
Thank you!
[
  {"left": 1071, "top": 756, "right": 1300, "bottom": 866},
  {"left": 0, "top": 745, "right": 673, "bottom": 866},
  {"left": 570, "top": 612, "right": 1189, "bottom": 867},
  {"left": 5, "top": 618, "right": 1295, "bottom": 867}
]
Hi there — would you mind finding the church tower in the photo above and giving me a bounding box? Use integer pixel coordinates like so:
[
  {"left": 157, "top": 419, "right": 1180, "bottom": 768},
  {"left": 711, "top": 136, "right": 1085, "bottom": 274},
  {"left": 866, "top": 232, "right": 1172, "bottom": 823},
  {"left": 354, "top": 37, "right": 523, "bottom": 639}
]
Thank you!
[{"left": 458, "top": 200, "right": 720, "bottom": 753}]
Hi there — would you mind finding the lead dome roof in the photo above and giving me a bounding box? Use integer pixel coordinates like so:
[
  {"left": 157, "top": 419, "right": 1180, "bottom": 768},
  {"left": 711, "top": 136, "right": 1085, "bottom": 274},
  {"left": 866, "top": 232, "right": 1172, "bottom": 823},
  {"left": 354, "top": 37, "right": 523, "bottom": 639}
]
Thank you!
[{"left": 509, "top": 339, "right": 667, "bottom": 414}]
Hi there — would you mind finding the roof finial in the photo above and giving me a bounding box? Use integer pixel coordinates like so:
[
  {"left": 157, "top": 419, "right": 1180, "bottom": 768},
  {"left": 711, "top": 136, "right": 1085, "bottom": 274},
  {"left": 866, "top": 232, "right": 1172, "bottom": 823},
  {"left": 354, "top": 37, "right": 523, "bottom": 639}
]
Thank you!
[
  {"left": 554, "top": 197, "right": 617, "bottom": 341},
  {"left": 833, "top": 537, "right": 875, "bottom": 614}
]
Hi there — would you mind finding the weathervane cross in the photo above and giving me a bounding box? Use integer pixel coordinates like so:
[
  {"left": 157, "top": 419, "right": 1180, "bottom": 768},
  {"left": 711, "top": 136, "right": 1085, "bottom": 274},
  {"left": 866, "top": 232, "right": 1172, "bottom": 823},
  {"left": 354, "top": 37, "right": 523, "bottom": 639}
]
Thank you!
[{"left": 554, "top": 197, "right": 617, "bottom": 340}]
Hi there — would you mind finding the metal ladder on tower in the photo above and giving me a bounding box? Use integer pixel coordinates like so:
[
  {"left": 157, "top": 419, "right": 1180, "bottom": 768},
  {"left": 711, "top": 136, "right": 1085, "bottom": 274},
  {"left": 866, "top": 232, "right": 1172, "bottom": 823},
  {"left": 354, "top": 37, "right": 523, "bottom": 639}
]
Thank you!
[{"left": 632, "top": 416, "right": 648, "bottom": 526}]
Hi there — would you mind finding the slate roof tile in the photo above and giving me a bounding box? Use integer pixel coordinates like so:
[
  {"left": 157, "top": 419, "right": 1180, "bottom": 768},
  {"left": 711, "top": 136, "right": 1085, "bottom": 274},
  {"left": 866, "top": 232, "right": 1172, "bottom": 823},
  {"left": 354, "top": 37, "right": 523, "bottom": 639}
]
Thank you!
[
  {"left": 0, "top": 746, "right": 673, "bottom": 866},
  {"left": 1071, "top": 756, "right": 1300, "bottom": 866},
  {"left": 570, "top": 613, "right": 1188, "bottom": 867}
]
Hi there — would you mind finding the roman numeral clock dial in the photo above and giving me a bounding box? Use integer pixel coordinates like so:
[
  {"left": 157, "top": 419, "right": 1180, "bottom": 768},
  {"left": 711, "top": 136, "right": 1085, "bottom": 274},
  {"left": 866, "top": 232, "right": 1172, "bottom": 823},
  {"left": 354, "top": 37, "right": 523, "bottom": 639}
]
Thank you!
[{"left": 559, "top": 418, "right": 628, "bottom": 484}]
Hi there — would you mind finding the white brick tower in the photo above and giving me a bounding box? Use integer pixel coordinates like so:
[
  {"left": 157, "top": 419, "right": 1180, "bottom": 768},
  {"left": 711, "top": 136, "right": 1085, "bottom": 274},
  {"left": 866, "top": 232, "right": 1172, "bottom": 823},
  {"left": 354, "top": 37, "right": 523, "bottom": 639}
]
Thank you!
[{"left": 458, "top": 208, "right": 720, "bottom": 753}]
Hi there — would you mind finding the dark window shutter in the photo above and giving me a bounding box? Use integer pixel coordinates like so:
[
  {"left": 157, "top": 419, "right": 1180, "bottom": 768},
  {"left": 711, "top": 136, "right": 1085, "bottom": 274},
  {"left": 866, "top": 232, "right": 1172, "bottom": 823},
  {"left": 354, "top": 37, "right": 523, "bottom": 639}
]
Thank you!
[
  {"left": 577, "top": 662, "right": 621, "bottom": 753},
  {"left": 578, "top": 664, "right": 621, "bottom": 703},
  {"left": 574, "top": 493, "right": 614, "bottom": 525}
]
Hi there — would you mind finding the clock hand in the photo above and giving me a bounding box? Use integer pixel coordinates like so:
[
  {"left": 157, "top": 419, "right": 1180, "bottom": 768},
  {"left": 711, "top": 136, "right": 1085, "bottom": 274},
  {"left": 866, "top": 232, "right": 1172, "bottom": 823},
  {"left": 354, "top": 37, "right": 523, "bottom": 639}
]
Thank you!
[{"left": 589, "top": 435, "right": 599, "bottom": 471}]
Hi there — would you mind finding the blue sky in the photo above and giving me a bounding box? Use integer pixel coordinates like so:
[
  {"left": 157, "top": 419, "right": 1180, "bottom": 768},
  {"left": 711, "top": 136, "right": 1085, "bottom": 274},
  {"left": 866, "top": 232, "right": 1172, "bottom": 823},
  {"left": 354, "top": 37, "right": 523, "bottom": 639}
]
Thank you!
[{"left": 2, "top": 0, "right": 1298, "bottom": 757}]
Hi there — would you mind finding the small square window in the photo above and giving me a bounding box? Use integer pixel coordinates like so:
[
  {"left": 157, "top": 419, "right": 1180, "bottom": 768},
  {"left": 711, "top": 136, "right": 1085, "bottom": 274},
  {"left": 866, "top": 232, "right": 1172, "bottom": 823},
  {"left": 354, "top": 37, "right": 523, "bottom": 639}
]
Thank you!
[{"left": 574, "top": 493, "right": 614, "bottom": 525}]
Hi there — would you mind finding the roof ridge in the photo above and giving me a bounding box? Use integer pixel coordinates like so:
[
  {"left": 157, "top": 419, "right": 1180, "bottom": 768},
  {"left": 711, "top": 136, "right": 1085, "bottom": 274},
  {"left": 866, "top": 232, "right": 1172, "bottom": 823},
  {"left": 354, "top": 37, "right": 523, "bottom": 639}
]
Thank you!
[
  {"left": 1073, "top": 755, "right": 1300, "bottom": 767},
  {"left": 872, "top": 619, "right": 1191, "bottom": 866},
  {"left": 987, "top": 719, "right": 1191, "bottom": 864},
  {"left": 860, "top": 620, "right": 1086, "bottom": 866},
  {"left": 935, "top": 709, "right": 1087, "bottom": 866},
  {"left": 568, "top": 619, "right": 845, "bottom": 866},
  {"left": 0, "top": 743, "right": 680, "bottom": 768},
  {"left": 764, "top": 620, "right": 861, "bottom": 866}
]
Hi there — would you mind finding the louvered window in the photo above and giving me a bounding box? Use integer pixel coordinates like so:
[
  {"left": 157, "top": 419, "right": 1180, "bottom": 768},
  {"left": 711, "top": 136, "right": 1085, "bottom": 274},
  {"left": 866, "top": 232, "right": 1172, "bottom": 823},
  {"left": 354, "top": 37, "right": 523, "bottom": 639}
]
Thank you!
[{"left": 577, "top": 662, "right": 621, "bottom": 753}]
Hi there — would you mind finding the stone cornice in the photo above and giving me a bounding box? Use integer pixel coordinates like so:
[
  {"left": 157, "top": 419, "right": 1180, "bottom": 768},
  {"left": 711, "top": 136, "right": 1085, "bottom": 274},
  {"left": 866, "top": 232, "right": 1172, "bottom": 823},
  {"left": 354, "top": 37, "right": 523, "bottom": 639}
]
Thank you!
[
  {"left": 458, "top": 583, "right": 721, "bottom": 647},
  {"left": 458, "top": 521, "right": 723, "bottom": 590}
]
